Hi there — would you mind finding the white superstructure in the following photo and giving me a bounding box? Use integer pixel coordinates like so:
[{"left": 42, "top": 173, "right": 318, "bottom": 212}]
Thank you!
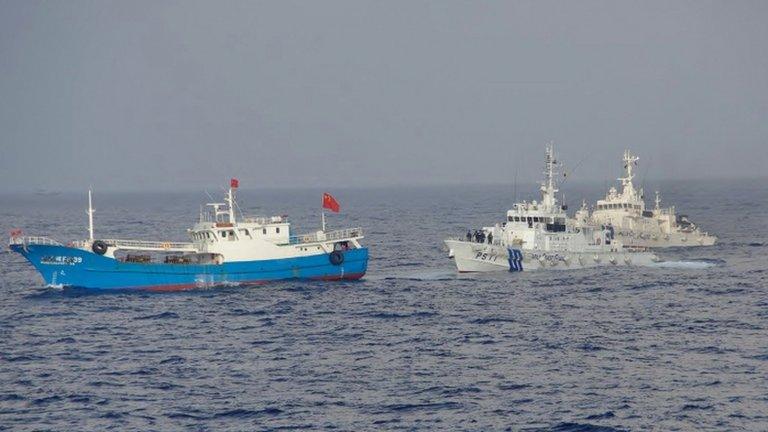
[
  {"left": 581, "top": 150, "right": 716, "bottom": 248},
  {"left": 444, "top": 145, "right": 658, "bottom": 272},
  {"left": 71, "top": 184, "right": 364, "bottom": 264},
  {"left": 185, "top": 186, "right": 364, "bottom": 262}
]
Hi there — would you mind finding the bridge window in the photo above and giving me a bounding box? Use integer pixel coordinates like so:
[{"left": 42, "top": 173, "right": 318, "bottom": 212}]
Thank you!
[
  {"left": 263, "top": 228, "right": 267, "bottom": 235},
  {"left": 276, "top": 227, "right": 280, "bottom": 234}
]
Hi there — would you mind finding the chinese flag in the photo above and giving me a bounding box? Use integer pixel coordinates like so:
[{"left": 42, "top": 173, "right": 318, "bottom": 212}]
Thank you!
[
  {"left": 10, "top": 228, "right": 22, "bottom": 238},
  {"left": 230, "top": 178, "right": 239, "bottom": 189},
  {"left": 322, "top": 192, "right": 340, "bottom": 213}
]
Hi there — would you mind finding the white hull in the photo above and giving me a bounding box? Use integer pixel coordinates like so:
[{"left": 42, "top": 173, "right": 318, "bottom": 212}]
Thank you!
[
  {"left": 613, "top": 231, "right": 716, "bottom": 248},
  {"left": 582, "top": 150, "right": 717, "bottom": 249},
  {"left": 445, "top": 240, "right": 658, "bottom": 273}
]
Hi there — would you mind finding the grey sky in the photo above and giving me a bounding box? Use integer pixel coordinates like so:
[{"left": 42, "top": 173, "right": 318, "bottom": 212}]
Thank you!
[{"left": 1, "top": 0, "right": 766, "bottom": 192}]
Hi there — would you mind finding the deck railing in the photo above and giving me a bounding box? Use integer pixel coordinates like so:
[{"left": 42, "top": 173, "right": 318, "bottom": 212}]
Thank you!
[
  {"left": 103, "top": 239, "right": 196, "bottom": 251},
  {"left": 9, "top": 236, "right": 63, "bottom": 246},
  {"left": 69, "top": 238, "right": 196, "bottom": 252},
  {"left": 289, "top": 227, "right": 363, "bottom": 245},
  {"left": 448, "top": 236, "right": 505, "bottom": 247},
  {"left": 241, "top": 216, "right": 288, "bottom": 225}
]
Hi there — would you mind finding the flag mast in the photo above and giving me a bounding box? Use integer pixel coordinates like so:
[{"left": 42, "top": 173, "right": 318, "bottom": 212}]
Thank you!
[
  {"left": 321, "top": 211, "right": 326, "bottom": 232},
  {"left": 321, "top": 192, "right": 339, "bottom": 232}
]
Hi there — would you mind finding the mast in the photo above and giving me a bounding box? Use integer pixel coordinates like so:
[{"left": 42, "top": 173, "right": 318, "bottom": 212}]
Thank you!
[
  {"left": 619, "top": 149, "right": 639, "bottom": 199},
  {"left": 540, "top": 143, "right": 559, "bottom": 210},
  {"left": 87, "top": 188, "right": 94, "bottom": 241},
  {"left": 225, "top": 186, "right": 236, "bottom": 224},
  {"left": 321, "top": 211, "right": 326, "bottom": 232}
]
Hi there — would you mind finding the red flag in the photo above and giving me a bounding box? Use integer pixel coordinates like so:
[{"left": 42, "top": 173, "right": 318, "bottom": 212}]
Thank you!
[
  {"left": 322, "top": 192, "right": 340, "bottom": 213},
  {"left": 10, "top": 229, "right": 22, "bottom": 238},
  {"left": 230, "top": 178, "right": 239, "bottom": 189}
]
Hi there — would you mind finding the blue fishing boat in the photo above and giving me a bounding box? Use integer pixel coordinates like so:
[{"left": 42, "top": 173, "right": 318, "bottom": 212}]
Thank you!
[{"left": 9, "top": 181, "right": 367, "bottom": 291}]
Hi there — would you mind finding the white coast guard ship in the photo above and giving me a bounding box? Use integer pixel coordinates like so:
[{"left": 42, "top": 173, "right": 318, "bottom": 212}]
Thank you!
[
  {"left": 9, "top": 180, "right": 367, "bottom": 291},
  {"left": 444, "top": 145, "right": 658, "bottom": 272},
  {"left": 577, "top": 150, "right": 716, "bottom": 248}
]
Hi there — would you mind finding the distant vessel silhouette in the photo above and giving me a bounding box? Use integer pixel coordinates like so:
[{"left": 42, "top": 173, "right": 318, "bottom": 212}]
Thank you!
[
  {"left": 445, "top": 145, "right": 658, "bottom": 272},
  {"left": 574, "top": 150, "right": 717, "bottom": 248}
]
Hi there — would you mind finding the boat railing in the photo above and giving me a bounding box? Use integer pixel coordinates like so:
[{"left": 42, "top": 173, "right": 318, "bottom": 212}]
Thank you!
[
  {"left": 69, "top": 238, "right": 196, "bottom": 252},
  {"left": 103, "top": 239, "right": 197, "bottom": 252},
  {"left": 289, "top": 227, "right": 363, "bottom": 245},
  {"left": 9, "top": 236, "right": 63, "bottom": 247},
  {"left": 241, "top": 215, "right": 288, "bottom": 225},
  {"left": 623, "top": 245, "right": 650, "bottom": 252},
  {"left": 450, "top": 236, "right": 506, "bottom": 247},
  {"left": 199, "top": 210, "right": 288, "bottom": 225}
]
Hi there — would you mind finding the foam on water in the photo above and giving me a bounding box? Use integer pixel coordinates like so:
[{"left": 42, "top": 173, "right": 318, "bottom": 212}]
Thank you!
[{"left": 647, "top": 259, "right": 724, "bottom": 269}]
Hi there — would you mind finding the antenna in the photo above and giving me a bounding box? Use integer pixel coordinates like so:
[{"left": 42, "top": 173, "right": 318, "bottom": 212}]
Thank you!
[
  {"left": 87, "top": 188, "right": 94, "bottom": 241},
  {"left": 640, "top": 153, "right": 653, "bottom": 201},
  {"left": 233, "top": 194, "right": 246, "bottom": 220},
  {"left": 540, "top": 142, "right": 559, "bottom": 209},
  {"left": 562, "top": 149, "right": 597, "bottom": 185},
  {"left": 225, "top": 186, "right": 236, "bottom": 224}
]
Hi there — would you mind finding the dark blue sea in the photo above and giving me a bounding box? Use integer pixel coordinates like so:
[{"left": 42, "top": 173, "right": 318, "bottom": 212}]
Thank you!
[{"left": 1, "top": 180, "right": 766, "bottom": 431}]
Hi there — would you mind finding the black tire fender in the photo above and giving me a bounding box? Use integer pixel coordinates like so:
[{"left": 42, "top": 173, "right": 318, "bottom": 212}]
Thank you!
[
  {"left": 329, "top": 250, "right": 344, "bottom": 265},
  {"left": 92, "top": 240, "right": 108, "bottom": 255}
]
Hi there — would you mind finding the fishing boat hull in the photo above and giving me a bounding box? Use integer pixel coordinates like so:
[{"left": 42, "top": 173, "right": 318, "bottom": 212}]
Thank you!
[
  {"left": 10, "top": 244, "right": 368, "bottom": 291},
  {"left": 444, "top": 240, "right": 658, "bottom": 272}
]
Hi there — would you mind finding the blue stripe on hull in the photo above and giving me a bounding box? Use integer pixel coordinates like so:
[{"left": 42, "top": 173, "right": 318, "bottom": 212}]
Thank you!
[
  {"left": 10, "top": 244, "right": 368, "bottom": 291},
  {"left": 507, "top": 248, "right": 524, "bottom": 272}
]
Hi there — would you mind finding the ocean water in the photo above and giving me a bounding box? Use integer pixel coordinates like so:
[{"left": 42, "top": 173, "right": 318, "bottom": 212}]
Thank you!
[{"left": 1, "top": 180, "right": 766, "bottom": 431}]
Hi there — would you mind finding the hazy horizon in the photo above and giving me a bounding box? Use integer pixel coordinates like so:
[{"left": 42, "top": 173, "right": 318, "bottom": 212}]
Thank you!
[
  {"left": 1, "top": 176, "right": 763, "bottom": 196},
  {"left": 1, "top": 1, "right": 767, "bottom": 193}
]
